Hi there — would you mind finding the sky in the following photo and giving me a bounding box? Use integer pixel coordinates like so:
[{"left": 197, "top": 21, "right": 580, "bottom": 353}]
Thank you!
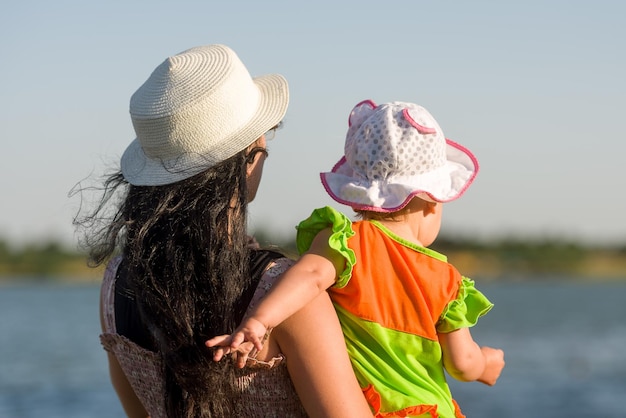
[{"left": 1, "top": 0, "right": 625, "bottom": 249}]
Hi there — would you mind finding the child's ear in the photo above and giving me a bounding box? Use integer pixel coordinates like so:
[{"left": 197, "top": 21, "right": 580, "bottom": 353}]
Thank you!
[{"left": 425, "top": 201, "right": 439, "bottom": 215}]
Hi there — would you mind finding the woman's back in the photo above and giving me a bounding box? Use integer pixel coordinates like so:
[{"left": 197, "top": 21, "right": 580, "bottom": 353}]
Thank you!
[{"left": 100, "top": 255, "right": 309, "bottom": 417}]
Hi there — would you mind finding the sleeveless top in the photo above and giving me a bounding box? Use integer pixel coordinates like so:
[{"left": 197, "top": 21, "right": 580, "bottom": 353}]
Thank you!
[
  {"left": 100, "top": 251, "right": 308, "bottom": 418},
  {"left": 297, "top": 207, "right": 494, "bottom": 418}
]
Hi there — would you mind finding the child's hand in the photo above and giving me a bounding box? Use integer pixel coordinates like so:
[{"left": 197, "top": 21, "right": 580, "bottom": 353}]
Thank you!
[
  {"left": 205, "top": 317, "right": 269, "bottom": 368},
  {"left": 205, "top": 335, "right": 259, "bottom": 368},
  {"left": 477, "top": 346, "right": 505, "bottom": 386}
]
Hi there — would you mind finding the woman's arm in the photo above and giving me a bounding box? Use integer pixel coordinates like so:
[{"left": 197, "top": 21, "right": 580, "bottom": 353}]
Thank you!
[
  {"left": 100, "top": 298, "right": 149, "bottom": 418},
  {"left": 274, "top": 290, "right": 374, "bottom": 418},
  {"left": 438, "top": 327, "right": 505, "bottom": 385}
]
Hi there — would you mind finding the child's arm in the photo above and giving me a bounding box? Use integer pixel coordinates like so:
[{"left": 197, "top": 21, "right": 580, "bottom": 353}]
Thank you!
[
  {"left": 206, "top": 228, "right": 343, "bottom": 358},
  {"left": 438, "top": 327, "right": 505, "bottom": 386}
]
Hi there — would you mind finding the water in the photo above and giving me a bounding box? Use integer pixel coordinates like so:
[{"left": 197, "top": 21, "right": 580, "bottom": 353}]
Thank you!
[
  {"left": 1, "top": 279, "right": 625, "bottom": 418},
  {"left": 448, "top": 281, "right": 626, "bottom": 418},
  {"left": 0, "top": 282, "right": 124, "bottom": 418}
]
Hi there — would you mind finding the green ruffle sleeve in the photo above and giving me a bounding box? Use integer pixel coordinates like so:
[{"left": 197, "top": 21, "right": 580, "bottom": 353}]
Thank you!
[
  {"left": 296, "top": 206, "right": 356, "bottom": 288},
  {"left": 437, "top": 277, "right": 494, "bottom": 333}
]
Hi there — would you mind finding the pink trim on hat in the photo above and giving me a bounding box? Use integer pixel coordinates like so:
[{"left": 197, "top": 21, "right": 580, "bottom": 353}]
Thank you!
[
  {"left": 443, "top": 138, "right": 480, "bottom": 198},
  {"left": 322, "top": 100, "right": 479, "bottom": 212},
  {"left": 320, "top": 138, "right": 479, "bottom": 212},
  {"left": 320, "top": 168, "right": 427, "bottom": 213},
  {"left": 348, "top": 99, "right": 377, "bottom": 127},
  {"left": 320, "top": 156, "right": 418, "bottom": 212},
  {"left": 328, "top": 155, "right": 347, "bottom": 172},
  {"left": 402, "top": 108, "right": 437, "bottom": 134}
]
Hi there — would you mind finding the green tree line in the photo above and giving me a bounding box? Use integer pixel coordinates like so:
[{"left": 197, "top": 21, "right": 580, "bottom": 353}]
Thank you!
[
  {"left": 1, "top": 234, "right": 625, "bottom": 282},
  {"left": 254, "top": 231, "right": 626, "bottom": 281},
  {"left": 0, "top": 240, "right": 99, "bottom": 281}
]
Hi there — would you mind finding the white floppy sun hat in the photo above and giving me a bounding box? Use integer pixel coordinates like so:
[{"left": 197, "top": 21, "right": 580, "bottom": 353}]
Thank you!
[
  {"left": 321, "top": 100, "right": 479, "bottom": 212},
  {"left": 121, "top": 44, "right": 289, "bottom": 186}
]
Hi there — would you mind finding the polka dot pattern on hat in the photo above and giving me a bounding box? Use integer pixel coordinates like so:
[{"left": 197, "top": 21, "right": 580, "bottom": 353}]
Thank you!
[
  {"left": 345, "top": 102, "right": 446, "bottom": 183},
  {"left": 321, "top": 100, "right": 479, "bottom": 211}
]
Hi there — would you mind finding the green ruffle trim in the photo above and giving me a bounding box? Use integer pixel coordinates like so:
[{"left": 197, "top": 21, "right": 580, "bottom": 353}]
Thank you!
[
  {"left": 296, "top": 206, "right": 356, "bottom": 288},
  {"left": 437, "top": 277, "right": 494, "bottom": 333}
]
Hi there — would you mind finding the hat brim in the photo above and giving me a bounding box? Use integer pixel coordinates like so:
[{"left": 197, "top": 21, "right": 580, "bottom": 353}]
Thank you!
[
  {"left": 321, "top": 138, "right": 479, "bottom": 212},
  {"left": 121, "top": 73, "right": 289, "bottom": 186}
]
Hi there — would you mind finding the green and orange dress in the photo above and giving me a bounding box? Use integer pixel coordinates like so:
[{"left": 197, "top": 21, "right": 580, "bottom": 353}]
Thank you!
[{"left": 296, "top": 206, "right": 493, "bottom": 418}]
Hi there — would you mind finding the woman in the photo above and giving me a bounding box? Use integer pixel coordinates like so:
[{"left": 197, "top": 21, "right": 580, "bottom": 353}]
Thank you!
[{"left": 77, "top": 44, "right": 373, "bottom": 417}]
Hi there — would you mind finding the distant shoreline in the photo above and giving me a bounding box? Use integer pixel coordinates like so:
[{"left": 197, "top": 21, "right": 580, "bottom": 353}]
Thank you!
[{"left": 1, "top": 237, "right": 625, "bottom": 283}]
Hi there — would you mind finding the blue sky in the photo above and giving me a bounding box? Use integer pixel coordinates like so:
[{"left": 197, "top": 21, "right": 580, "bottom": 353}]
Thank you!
[{"left": 1, "top": 0, "right": 624, "bottom": 248}]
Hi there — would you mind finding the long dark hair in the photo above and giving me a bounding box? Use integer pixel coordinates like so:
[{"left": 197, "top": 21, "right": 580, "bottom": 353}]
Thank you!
[{"left": 77, "top": 148, "right": 258, "bottom": 417}]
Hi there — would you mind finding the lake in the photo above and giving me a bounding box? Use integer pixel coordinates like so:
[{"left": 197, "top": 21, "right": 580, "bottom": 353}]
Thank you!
[{"left": 1, "top": 279, "right": 625, "bottom": 418}]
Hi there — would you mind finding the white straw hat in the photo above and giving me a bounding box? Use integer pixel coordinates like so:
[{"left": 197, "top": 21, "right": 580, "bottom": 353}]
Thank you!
[
  {"left": 321, "top": 100, "right": 478, "bottom": 212},
  {"left": 121, "top": 44, "right": 289, "bottom": 186}
]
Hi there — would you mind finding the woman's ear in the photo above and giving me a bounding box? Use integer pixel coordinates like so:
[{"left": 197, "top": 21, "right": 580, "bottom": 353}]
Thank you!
[
  {"left": 246, "top": 156, "right": 255, "bottom": 177},
  {"left": 245, "top": 137, "right": 267, "bottom": 177}
]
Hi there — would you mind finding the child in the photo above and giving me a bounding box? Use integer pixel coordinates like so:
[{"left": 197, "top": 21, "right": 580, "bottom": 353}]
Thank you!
[{"left": 207, "top": 100, "right": 505, "bottom": 417}]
